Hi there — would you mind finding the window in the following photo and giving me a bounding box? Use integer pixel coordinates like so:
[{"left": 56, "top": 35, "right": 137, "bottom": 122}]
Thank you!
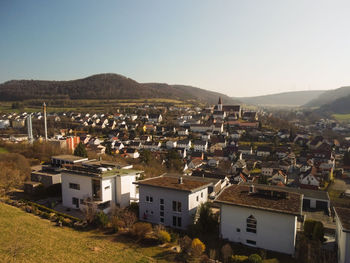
[
  {"left": 246, "top": 240, "right": 256, "bottom": 246},
  {"left": 104, "top": 185, "right": 110, "bottom": 190},
  {"left": 72, "top": 197, "right": 79, "bottom": 205},
  {"left": 160, "top": 205, "right": 164, "bottom": 211},
  {"left": 177, "top": 217, "right": 182, "bottom": 227},
  {"left": 160, "top": 217, "right": 164, "bottom": 223},
  {"left": 69, "top": 183, "right": 80, "bottom": 190},
  {"left": 80, "top": 199, "right": 84, "bottom": 204},
  {"left": 160, "top": 198, "right": 164, "bottom": 204},
  {"left": 236, "top": 228, "right": 240, "bottom": 232},
  {"left": 160, "top": 211, "right": 164, "bottom": 217},
  {"left": 173, "top": 216, "right": 177, "bottom": 226},
  {"left": 146, "top": 196, "right": 153, "bottom": 203},
  {"left": 246, "top": 215, "right": 257, "bottom": 233},
  {"left": 172, "top": 201, "right": 181, "bottom": 212},
  {"left": 196, "top": 196, "right": 199, "bottom": 202},
  {"left": 201, "top": 192, "right": 203, "bottom": 198}
]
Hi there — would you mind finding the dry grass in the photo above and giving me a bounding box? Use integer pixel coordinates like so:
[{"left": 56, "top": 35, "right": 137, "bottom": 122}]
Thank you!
[{"left": 0, "top": 203, "right": 175, "bottom": 263}]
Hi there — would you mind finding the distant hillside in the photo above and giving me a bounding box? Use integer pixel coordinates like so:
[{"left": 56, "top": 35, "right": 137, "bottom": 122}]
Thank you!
[
  {"left": 0, "top": 73, "right": 238, "bottom": 105},
  {"left": 235, "top": 90, "right": 326, "bottom": 106},
  {"left": 304, "top": 86, "right": 350, "bottom": 107},
  {"left": 317, "top": 94, "right": 350, "bottom": 114}
]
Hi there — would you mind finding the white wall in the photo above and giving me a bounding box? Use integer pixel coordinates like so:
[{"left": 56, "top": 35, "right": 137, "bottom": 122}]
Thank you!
[
  {"left": 138, "top": 185, "right": 208, "bottom": 229},
  {"left": 116, "top": 175, "right": 136, "bottom": 208},
  {"left": 61, "top": 173, "right": 93, "bottom": 209},
  {"left": 220, "top": 204, "right": 297, "bottom": 255},
  {"left": 336, "top": 217, "right": 350, "bottom": 263}
]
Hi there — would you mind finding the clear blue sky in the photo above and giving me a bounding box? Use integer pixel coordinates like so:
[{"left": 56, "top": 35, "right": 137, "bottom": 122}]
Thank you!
[{"left": 1, "top": 0, "right": 350, "bottom": 97}]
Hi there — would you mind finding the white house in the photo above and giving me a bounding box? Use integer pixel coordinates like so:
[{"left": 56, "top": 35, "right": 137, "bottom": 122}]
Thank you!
[
  {"left": 214, "top": 184, "right": 302, "bottom": 255},
  {"left": 334, "top": 207, "right": 350, "bottom": 263},
  {"left": 299, "top": 172, "right": 320, "bottom": 189},
  {"left": 256, "top": 146, "right": 272, "bottom": 157},
  {"left": 193, "top": 140, "right": 208, "bottom": 152},
  {"left": 0, "top": 119, "right": 10, "bottom": 129},
  {"left": 148, "top": 114, "right": 162, "bottom": 123},
  {"left": 166, "top": 140, "right": 177, "bottom": 149},
  {"left": 61, "top": 161, "right": 142, "bottom": 213},
  {"left": 177, "top": 139, "right": 192, "bottom": 150},
  {"left": 135, "top": 174, "right": 212, "bottom": 229},
  {"left": 178, "top": 128, "right": 189, "bottom": 136}
]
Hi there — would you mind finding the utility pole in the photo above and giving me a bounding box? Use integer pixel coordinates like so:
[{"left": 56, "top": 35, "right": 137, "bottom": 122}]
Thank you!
[{"left": 43, "top": 102, "right": 48, "bottom": 141}]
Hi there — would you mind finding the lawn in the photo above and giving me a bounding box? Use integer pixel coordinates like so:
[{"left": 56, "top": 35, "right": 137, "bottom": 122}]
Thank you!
[
  {"left": 0, "top": 147, "right": 8, "bottom": 153},
  {"left": 0, "top": 203, "right": 174, "bottom": 263},
  {"left": 332, "top": 114, "right": 350, "bottom": 122}
]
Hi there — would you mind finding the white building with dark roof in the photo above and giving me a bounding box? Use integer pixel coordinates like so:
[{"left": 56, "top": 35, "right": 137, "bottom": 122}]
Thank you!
[
  {"left": 214, "top": 184, "right": 302, "bottom": 255},
  {"left": 135, "top": 174, "right": 213, "bottom": 229},
  {"left": 335, "top": 207, "right": 350, "bottom": 263}
]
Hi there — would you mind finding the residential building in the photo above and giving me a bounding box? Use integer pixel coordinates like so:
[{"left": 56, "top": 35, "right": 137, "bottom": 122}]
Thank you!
[
  {"left": 135, "top": 174, "right": 212, "bottom": 229},
  {"left": 334, "top": 207, "right": 350, "bottom": 263},
  {"left": 61, "top": 162, "right": 142, "bottom": 212},
  {"left": 214, "top": 184, "right": 302, "bottom": 255}
]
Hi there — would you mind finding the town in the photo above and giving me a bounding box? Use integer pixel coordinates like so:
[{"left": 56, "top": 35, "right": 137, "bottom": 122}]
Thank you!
[{"left": 1, "top": 97, "right": 349, "bottom": 263}]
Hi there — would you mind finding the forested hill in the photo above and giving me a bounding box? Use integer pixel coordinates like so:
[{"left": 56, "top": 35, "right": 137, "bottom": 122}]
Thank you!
[{"left": 0, "top": 73, "right": 238, "bottom": 105}]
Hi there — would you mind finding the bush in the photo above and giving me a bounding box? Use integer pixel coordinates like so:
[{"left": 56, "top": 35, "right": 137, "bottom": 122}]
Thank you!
[
  {"left": 312, "top": 221, "right": 324, "bottom": 242},
  {"left": 304, "top": 220, "right": 316, "bottom": 239},
  {"left": 231, "top": 255, "right": 248, "bottom": 262},
  {"left": 221, "top": 243, "right": 232, "bottom": 262},
  {"left": 304, "top": 219, "right": 324, "bottom": 241},
  {"left": 110, "top": 216, "right": 125, "bottom": 233},
  {"left": 191, "top": 238, "right": 206, "bottom": 258},
  {"left": 157, "top": 230, "right": 171, "bottom": 244},
  {"left": 170, "top": 231, "right": 179, "bottom": 243},
  {"left": 132, "top": 222, "right": 152, "bottom": 240},
  {"left": 95, "top": 211, "right": 109, "bottom": 228},
  {"left": 248, "top": 254, "right": 262, "bottom": 263},
  {"left": 179, "top": 235, "right": 192, "bottom": 254}
]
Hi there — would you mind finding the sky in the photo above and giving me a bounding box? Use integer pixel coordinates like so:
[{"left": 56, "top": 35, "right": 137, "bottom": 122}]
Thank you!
[{"left": 1, "top": 0, "right": 350, "bottom": 97}]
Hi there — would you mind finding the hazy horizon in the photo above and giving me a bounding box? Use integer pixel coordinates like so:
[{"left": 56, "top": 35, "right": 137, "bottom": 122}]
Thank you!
[{"left": 1, "top": 0, "right": 350, "bottom": 97}]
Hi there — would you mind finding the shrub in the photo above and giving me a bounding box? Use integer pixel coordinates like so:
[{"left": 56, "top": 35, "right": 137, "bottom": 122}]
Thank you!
[
  {"left": 190, "top": 238, "right": 206, "bottom": 258},
  {"left": 41, "top": 212, "right": 50, "bottom": 219},
  {"left": 221, "top": 243, "right": 232, "bottom": 262},
  {"left": 304, "top": 220, "right": 316, "bottom": 239},
  {"left": 170, "top": 231, "right": 179, "bottom": 243},
  {"left": 62, "top": 218, "right": 73, "bottom": 227},
  {"left": 110, "top": 216, "right": 125, "bottom": 233},
  {"left": 157, "top": 230, "right": 171, "bottom": 244},
  {"left": 231, "top": 255, "right": 248, "bottom": 262},
  {"left": 179, "top": 235, "right": 192, "bottom": 254},
  {"left": 248, "top": 254, "right": 262, "bottom": 263},
  {"left": 312, "top": 221, "right": 324, "bottom": 242},
  {"left": 95, "top": 211, "right": 109, "bottom": 228},
  {"left": 132, "top": 222, "right": 152, "bottom": 240}
]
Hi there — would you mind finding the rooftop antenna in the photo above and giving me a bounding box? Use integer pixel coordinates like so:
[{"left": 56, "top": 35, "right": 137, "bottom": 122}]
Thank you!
[{"left": 43, "top": 102, "right": 48, "bottom": 141}]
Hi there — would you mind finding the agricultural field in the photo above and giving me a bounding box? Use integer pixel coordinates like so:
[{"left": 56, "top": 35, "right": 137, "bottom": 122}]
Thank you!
[
  {"left": 332, "top": 114, "right": 350, "bottom": 122},
  {"left": 0, "top": 203, "right": 174, "bottom": 263}
]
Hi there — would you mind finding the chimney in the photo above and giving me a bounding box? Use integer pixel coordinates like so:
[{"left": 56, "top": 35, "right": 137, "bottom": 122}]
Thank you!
[
  {"left": 249, "top": 184, "right": 255, "bottom": 194},
  {"left": 178, "top": 177, "right": 183, "bottom": 184}
]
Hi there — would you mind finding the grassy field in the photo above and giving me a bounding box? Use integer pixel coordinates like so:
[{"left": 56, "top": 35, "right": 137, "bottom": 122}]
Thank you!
[
  {"left": 0, "top": 147, "right": 8, "bottom": 153},
  {"left": 332, "top": 114, "right": 350, "bottom": 122},
  {"left": 0, "top": 203, "right": 174, "bottom": 263}
]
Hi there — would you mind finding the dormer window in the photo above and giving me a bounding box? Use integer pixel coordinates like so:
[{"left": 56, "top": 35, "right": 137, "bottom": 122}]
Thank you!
[{"left": 246, "top": 215, "right": 257, "bottom": 233}]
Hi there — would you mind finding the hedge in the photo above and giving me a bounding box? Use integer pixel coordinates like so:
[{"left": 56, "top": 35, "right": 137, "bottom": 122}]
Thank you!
[{"left": 24, "top": 200, "right": 82, "bottom": 222}]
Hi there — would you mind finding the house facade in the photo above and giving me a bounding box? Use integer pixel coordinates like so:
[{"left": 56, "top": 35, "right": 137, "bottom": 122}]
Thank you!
[
  {"left": 135, "top": 174, "right": 212, "bottom": 229},
  {"left": 214, "top": 184, "right": 302, "bottom": 255},
  {"left": 61, "top": 162, "right": 141, "bottom": 212},
  {"left": 335, "top": 207, "right": 350, "bottom": 263}
]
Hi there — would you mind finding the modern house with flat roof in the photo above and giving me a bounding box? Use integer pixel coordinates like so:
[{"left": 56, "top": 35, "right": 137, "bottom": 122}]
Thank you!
[
  {"left": 61, "top": 162, "right": 142, "bottom": 213},
  {"left": 214, "top": 184, "right": 303, "bottom": 255},
  {"left": 135, "top": 174, "right": 213, "bottom": 229}
]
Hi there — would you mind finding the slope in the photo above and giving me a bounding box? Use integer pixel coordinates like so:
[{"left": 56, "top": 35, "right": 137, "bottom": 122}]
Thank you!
[
  {"left": 0, "top": 73, "right": 238, "bottom": 105},
  {"left": 235, "top": 90, "right": 326, "bottom": 106}
]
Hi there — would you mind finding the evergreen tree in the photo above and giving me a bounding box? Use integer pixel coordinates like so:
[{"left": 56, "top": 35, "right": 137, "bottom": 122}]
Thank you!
[{"left": 74, "top": 142, "right": 87, "bottom": 157}]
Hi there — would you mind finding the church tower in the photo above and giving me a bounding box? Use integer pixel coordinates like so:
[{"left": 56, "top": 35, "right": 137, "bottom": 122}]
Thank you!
[{"left": 218, "top": 97, "right": 223, "bottom": 111}]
